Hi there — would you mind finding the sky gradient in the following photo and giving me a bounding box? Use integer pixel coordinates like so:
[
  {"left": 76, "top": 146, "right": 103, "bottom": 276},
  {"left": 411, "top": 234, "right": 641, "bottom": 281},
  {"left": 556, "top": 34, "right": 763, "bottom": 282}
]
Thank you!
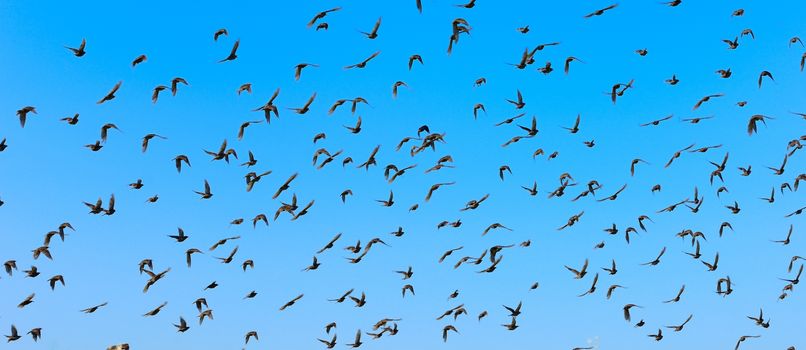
[{"left": 1, "top": 1, "right": 805, "bottom": 349}]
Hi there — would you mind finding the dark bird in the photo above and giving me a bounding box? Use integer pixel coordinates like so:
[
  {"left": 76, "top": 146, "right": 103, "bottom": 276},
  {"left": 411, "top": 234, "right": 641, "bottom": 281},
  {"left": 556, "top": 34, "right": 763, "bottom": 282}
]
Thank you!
[
  {"left": 5, "top": 325, "right": 21, "bottom": 342},
  {"left": 345, "top": 51, "right": 381, "bottom": 69},
  {"left": 360, "top": 17, "right": 382, "bottom": 39},
  {"left": 279, "top": 294, "right": 304, "bottom": 311},
  {"left": 758, "top": 70, "right": 774, "bottom": 88},
  {"left": 131, "top": 54, "right": 147, "bottom": 67},
  {"left": 97, "top": 81, "right": 122, "bottom": 104},
  {"left": 65, "top": 38, "right": 86, "bottom": 56},
  {"left": 308, "top": 7, "right": 341, "bottom": 28},
  {"left": 584, "top": 4, "right": 618, "bottom": 18},
  {"left": 213, "top": 28, "right": 228, "bottom": 41},
  {"left": 194, "top": 179, "right": 213, "bottom": 199},
  {"left": 641, "top": 247, "right": 666, "bottom": 266},
  {"left": 219, "top": 39, "right": 240, "bottom": 62}
]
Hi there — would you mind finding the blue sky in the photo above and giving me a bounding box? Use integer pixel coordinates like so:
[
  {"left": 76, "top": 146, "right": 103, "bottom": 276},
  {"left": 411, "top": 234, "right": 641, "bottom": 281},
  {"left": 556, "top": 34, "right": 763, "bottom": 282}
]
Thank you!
[{"left": 1, "top": 0, "right": 804, "bottom": 349}]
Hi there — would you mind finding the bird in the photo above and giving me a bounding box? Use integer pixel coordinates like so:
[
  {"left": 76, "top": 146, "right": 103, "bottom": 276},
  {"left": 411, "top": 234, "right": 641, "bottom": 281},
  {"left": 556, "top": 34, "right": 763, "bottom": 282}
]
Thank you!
[
  {"left": 442, "top": 325, "right": 459, "bottom": 342},
  {"left": 308, "top": 7, "right": 341, "bottom": 28},
  {"left": 598, "top": 184, "right": 627, "bottom": 201},
  {"left": 279, "top": 294, "right": 304, "bottom": 311},
  {"left": 408, "top": 54, "right": 424, "bottom": 70},
  {"left": 219, "top": 39, "right": 240, "bottom": 62},
  {"left": 97, "top": 81, "right": 122, "bottom": 104},
  {"left": 174, "top": 317, "right": 190, "bottom": 332},
  {"left": 194, "top": 180, "right": 213, "bottom": 199},
  {"left": 65, "top": 38, "right": 87, "bottom": 57},
  {"left": 641, "top": 247, "right": 666, "bottom": 266},
  {"left": 563, "top": 114, "right": 581, "bottom": 133},
  {"left": 360, "top": 17, "right": 382, "bottom": 39},
  {"left": 318, "top": 333, "right": 337, "bottom": 348},
  {"left": 18, "top": 293, "right": 35, "bottom": 308},
  {"left": 344, "top": 116, "right": 363, "bottom": 134},
  {"left": 142, "top": 302, "right": 168, "bottom": 316},
  {"left": 289, "top": 92, "right": 317, "bottom": 114},
  {"left": 506, "top": 90, "right": 526, "bottom": 109},
  {"left": 565, "top": 259, "right": 589, "bottom": 279},
  {"left": 623, "top": 304, "right": 641, "bottom": 322},
  {"left": 735, "top": 335, "right": 760, "bottom": 350},
  {"left": 273, "top": 173, "right": 298, "bottom": 199},
  {"left": 345, "top": 51, "right": 381, "bottom": 69},
  {"left": 648, "top": 328, "right": 663, "bottom": 341},
  {"left": 48, "top": 275, "right": 65, "bottom": 290},
  {"left": 213, "top": 28, "right": 228, "bottom": 41},
  {"left": 346, "top": 329, "right": 363, "bottom": 347},
  {"left": 663, "top": 285, "right": 686, "bottom": 303},
  {"left": 641, "top": 115, "right": 673, "bottom": 127},
  {"left": 564, "top": 56, "right": 583, "bottom": 74},
  {"left": 584, "top": 4, "right": 618, "bottom": 17},
  {"left": 692, "top": 93, "right": 724, "bottom": 110},
  {"left": 80, "top": 302, "right": 108, "bottom": 314},
  {"left": 758, "top": 70, "right": 774, "bottom": 88},
  {"left": 294, "top": 63, "right": 319, "bottom": 81},
  {"left": 502, "top": 316, "right": 519, "bottom": 330},
  {"left": 244, "top": 331, "right": 259, "bottom": 344},
  {"left": 503, "top": 301, "right": 522, "bottom": 316},
  {"left": 666, "top": 74, "right": 679, "bottom": 85},
  {"left": 5, "top": 325, "right": 21, "bottom": 342},
  {"left": 27, "top": 328, "right": 41, "bottom": 342},
  {"left": 131, "top": 54, "right": 147, "bottom": 67},
  {"left": 198, "top": 309, "right": 214, "bottom": 324}
]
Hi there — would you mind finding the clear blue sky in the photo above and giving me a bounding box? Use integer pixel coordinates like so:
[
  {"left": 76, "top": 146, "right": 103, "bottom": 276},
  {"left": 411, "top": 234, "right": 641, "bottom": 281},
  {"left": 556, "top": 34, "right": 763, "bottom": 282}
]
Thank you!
[{"left": 1, "top": 0, "right": 804, "bottom": 349}]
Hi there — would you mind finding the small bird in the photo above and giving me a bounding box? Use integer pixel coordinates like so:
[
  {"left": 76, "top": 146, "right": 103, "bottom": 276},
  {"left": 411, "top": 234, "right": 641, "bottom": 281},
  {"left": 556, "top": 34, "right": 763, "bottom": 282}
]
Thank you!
[
  {"left": 641, "top": 247, "right": 666, "bottom": 266},
  {"left": 648, "top": 328, "right": 663, "bottom": 341},
  {"left": 174, "top": 317, "right": 190, "bottom": 332},
  {"left": 758, "top": 70, "right": 775, "bottom": 88},
  {"left": 666, "top": 74, "right": 679, "bottom": 85},
  {"left": 294, "top": 63, "right": 319, "bottom": 81},
  {"left": 623, "top": 304, "right": 642, "bottom": 322},
  {"left": 142, "top": 302, "right": 168, "bottom": 316},
  {"left": 308, "top": 7, "right": 342, "bottom": 28},
  {"left": 18, "top": 293, "right": 35, "bottom": 308},
  {"left": 584, "top": 4, "right": 618, "bottom": 18},
  {"left": 213, "top": 28, "right": 228, "bottom": 41},
  {"left": 244, "top": 331, "right": 259, "bottom": 344},
  {"left": 219, "top": 39, "right": 240, "bottom": 62},
  {"left": 65, "top": 38, "right": 87, "bottom": 57},
  {"left": 131, "top": 54, "right": 147, "bottom": 67},
  {"left": 360, "top": 17, "right": 382, "bottom": 39},
  {"left": 345, "top": 51, "right": 381, "bottom": 69},
  {"left": 735, "top": 335, "right": 761, "bottom": 350},
  {"left": 346, "top": 329, "right": 363, "bottom": 348},
  {"left": 666, "top": 314, "right": 693, "bottom": 332},
  {"left": 171, "top": 77, "right": 188, "bottom": 96},
  {"left": 27, "top": 328, "right": 41, "bottom": 342},
  {"left": 747, "top": 114, "right": 773, "bottom": 135},
  {"left": 80, "top": 302, "right": 108, "bottom": 313},
  {"left": 502, "top": 316, "right": 519, "bottom": 330},
  {"left": 48, "top": 275, "right": 65, "bottom": 290},
  {"left": 409, "top": 54, "right": 424, "bottom": 70},
  {"left": 97, "top": 81, "right": 122, "bottom": 104},
  {"left": 442, "top": 325, "right": 459, "bottom": 342},
  {"left": 506, "top": 90, "right": 526, "bottom": 109},
  {"left": 663, "top": 285, "right": 686, "bottom": 303},
  {"left": 5, "top": 325, "right": 21, "bottom": 342},
  {"left": 279, "top": 294, "right": 304, "bottom": 311},
  {"left": 16, "top": 106, "right": 37, "bottom": 127},
  {"left": 194, "top": 180, "right": 213, "bottom": 199}
]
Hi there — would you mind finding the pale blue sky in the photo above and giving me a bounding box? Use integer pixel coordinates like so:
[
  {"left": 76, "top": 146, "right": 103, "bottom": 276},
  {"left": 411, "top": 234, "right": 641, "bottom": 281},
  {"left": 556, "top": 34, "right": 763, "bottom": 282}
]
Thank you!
[{"left": 1, "top": 1, "right": 804, "bottom": 349}]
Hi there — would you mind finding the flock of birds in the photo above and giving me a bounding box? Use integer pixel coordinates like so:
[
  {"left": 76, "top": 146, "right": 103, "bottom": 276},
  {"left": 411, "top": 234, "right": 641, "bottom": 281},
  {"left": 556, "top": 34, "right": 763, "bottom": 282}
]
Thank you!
[{"left": 2, "top": 1, "right": 806, "bottom": 349}]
